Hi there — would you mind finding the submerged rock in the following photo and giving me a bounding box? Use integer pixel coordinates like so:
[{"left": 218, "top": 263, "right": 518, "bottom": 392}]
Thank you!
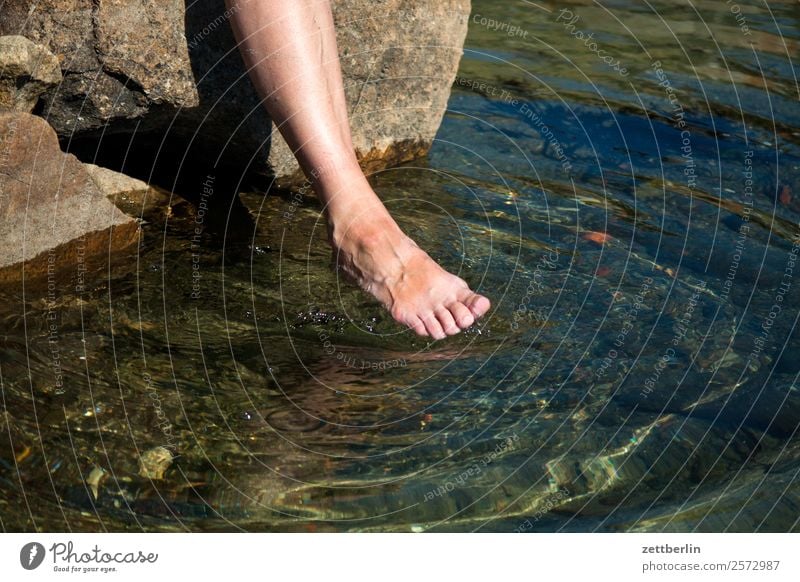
[
  {"left": 84, "top": 163, "right": 168, "bottom": 217},
  {"left": 0, "top": 0, "right": 470, "bottom": 186},
  {"left": 0, "top": 112, "right": 140, "bottom": 285},
  {"left": 0, "top": 35, "right": 61, "bottom": 112},
  {"left": 84, "top": 163, "right": 152, "bottom": 200},
  {"left": 86, "top": 466, "right": 108, "bottom": 500},
  {"left": 83, "top": 162, "right": 197, "bottom": 226},
  {"left": 137, "top": 446, "right": 174, "bottom": 480}
]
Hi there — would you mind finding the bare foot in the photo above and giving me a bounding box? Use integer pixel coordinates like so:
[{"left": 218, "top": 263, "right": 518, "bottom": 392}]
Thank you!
[{"left": 326, "top": 201, "right": 491, "bottom": 340}]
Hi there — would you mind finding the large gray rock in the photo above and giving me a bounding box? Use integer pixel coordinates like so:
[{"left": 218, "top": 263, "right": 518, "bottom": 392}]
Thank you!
[
  {"left": 0, "top": 112, "right": 140, "bottom": 285},
  {"left": 0, "top": 0, "right": 470, "bottom": 187},
  {"left": 0, "top": 35, "right": 62, "bottom": 112}
]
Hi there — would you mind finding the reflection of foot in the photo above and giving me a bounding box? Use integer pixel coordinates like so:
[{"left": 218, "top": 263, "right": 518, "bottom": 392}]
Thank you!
[{"left": 328, "top": 202, "right": 490, "bottom": 340}]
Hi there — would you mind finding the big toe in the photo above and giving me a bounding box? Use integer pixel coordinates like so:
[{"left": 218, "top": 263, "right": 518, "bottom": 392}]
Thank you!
[{"left": 465, "top": 293, "right": 491, "bottom": 319}]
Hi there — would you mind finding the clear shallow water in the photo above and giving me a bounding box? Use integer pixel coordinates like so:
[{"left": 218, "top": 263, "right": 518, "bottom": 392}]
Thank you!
[{"left": 2, "top": 0, "right": 799, "bottom": 531}]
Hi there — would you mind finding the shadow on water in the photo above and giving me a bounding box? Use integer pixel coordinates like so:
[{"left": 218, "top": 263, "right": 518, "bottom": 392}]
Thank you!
[{"left": 1, "top": 0, "right": 799, "bottom": 532}]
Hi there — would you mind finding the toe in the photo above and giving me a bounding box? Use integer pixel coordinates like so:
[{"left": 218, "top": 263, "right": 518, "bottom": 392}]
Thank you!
[
  {"left": 447, "top": 301, "right": 475, "bottom": 329},
  {"left": 409, "top": 316, "right": 428, "bottom": 337},
  {"left": 435, "top": 307, "right": 461, "bottom": 336},
  {"left": 465, "top": 293, "right": 491, "bottom": 319},
  {"left": 390, "top": 303, "right": 429, "bottom": 337},
  {"left": 421, "top": 312, "right": 447, "bottom": 340}
]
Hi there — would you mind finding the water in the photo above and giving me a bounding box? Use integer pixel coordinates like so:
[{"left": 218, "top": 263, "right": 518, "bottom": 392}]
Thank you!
[{"left": 2, "top": 0, "right": 799, "bottom": 532}]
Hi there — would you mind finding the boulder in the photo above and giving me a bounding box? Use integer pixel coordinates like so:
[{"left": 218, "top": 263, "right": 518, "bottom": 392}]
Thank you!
[
  {"left": 0, "top": 1, "right": 198, "bottom": 135},
  {"left": 0, "top": 112, "right": 140, "bottom": 285},
  {"left": 0, "top": 35, "right": 62, "bottom": 112},
  {"left": 262, "top": 0, "right": 472, "bottom": 185},
  {"left": 85, "top": 162, "right": 193, "bottom": 223},
  {"left": 0, "top": 0, "right": 470, "bottom": 187}
]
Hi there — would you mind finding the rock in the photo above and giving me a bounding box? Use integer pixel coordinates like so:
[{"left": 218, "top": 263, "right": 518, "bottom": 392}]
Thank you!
[
  {"left": 687, "top": 379, "right": 800, "bottom": 438},
  {"left": 86, "top": 162, "right": 159, "bottom": 213},
  {"left": 0, "top": 35, "right": 62, "bottom": 112},
  {"left": 84, "top": 162, "right": 195, "bottom": 224},
  {"left": 0, "top": 1, "right": 198, "bottom": 135},
  {"left": 85, "top": 466, "right": 108, "bottom": 500},
  {"left": 0, "top": 0, "right": 470, "bottom": 187},
  {"left": 266, "top": 0, "right": 471, "bottom": 186},
  {"left": 84, "top": 163, "right": 151, "bottom": 198},
  {"left": 93, "top": 1, "right": 198, "bottom": 107},
  {"left": 0, "top": 112, "right": 140, "bottom": 285},
  {"left": 137, "top": 446, "right": 174, "bottom": 480}
]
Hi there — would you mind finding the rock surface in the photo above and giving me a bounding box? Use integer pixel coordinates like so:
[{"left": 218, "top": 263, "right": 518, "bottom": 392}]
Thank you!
[
  {"left": 0, "top": 35, "right": 62, "bottom": 112},
  {"left": 85, "top": 162, "right": 188, "bottom": 222},
  {"left": 0, "top": 0, "right": 470, "bottom": 187},
  {"left": 0, "top": 1, "right": 198, "bottom": 135},
  {"left": 137, "top": 446, "right": 174, "bottom": 480},
  {"left": 251, "top": 0, "right": 472, "bottom": 185},
  {"left": 0, "top": 112, "right": 140, "bottom": 285},
  {"left": 85, "top": 162, "right": 151, "bottom": 199}
]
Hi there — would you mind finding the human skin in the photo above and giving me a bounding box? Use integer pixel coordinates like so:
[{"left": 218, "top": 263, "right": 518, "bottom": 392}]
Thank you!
[{"left": 225, "top": 0, "right": 490, "bottom": 339}]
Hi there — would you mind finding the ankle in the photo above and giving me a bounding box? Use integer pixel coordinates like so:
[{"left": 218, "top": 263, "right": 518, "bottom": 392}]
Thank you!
[
  {"left": 328, "top": 209, "right": 396, "bottom": 248},
  {"left": 319, "top": 177, "right": 393, "bottom": 230}
]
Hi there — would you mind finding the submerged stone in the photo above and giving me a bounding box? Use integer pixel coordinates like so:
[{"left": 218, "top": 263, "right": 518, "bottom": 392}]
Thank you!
[{"left": 138, "top": 446, "right": 174, "bottom": 480}]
